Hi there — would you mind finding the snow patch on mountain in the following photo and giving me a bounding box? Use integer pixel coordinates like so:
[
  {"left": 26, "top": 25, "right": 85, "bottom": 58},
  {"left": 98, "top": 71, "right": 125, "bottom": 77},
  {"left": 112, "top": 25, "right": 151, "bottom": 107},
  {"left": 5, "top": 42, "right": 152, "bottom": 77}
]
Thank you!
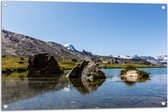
[{"left": 63, "top": 43, "right": 77, "bottom": 51}]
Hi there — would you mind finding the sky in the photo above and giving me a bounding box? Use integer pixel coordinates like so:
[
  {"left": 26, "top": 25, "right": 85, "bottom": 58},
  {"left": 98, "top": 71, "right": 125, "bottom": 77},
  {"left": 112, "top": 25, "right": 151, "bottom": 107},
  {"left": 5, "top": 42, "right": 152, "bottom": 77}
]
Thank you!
[{"left": 2, "top": 1, "right": 167, "bottom": 57}]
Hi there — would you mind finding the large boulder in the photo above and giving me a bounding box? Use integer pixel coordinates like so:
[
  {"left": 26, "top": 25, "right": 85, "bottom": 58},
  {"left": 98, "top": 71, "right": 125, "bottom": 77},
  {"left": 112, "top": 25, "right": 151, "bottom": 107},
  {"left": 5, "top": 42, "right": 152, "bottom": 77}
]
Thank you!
[
  {"left": 66, "top": 60, "right": 106, "bottom": 80},
  {"left": 66, "top": 60, "right": 89, "bottom": 78},
  {"left": 82, "top": 62, "right": 106, "bottom": 80},
  {"left": 28, "top": 53, "right": 63, "bottom": 77}
]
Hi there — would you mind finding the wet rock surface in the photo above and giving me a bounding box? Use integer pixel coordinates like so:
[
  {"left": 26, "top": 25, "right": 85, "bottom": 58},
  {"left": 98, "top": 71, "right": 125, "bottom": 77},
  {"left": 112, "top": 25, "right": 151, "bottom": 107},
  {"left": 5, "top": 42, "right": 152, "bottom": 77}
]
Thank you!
[{"left": 28, "top": 53, "right": 63, "bottom": 77}]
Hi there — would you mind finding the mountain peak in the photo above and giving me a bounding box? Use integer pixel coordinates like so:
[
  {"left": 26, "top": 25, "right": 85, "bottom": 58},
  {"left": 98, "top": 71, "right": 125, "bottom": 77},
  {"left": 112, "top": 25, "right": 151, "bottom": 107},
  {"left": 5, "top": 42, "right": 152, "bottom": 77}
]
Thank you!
[{"left": 63, "top": 43, "right": 77, "bottom": 51}]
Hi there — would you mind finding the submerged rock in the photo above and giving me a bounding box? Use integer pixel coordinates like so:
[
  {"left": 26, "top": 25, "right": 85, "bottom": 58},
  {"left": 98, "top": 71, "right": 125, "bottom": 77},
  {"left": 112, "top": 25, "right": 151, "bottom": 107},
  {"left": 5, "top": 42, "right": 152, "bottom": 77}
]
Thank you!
[
  {"left": 66, "top": 60, "right": 106, "bottom": 80},
  {"left": 28, "top": 53, "right": 63, "bottom": 77}
]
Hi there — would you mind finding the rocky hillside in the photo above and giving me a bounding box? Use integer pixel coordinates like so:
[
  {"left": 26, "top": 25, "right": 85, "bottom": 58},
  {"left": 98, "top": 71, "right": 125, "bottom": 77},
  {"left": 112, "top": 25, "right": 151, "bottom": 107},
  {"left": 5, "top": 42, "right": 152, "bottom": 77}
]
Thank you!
[
  {"left": 2, "top": 30, "right": 91, "bottom": 60},
  {"left": 2, "top": 30, "right": 153, "bottom": 65}
]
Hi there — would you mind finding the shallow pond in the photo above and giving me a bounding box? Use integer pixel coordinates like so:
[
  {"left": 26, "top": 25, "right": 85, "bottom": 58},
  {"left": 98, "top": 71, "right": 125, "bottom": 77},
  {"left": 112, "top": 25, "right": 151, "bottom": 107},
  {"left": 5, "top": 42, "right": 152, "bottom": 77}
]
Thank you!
[{"left": 2, "top": 68, "right": 167, "bottom": 110}]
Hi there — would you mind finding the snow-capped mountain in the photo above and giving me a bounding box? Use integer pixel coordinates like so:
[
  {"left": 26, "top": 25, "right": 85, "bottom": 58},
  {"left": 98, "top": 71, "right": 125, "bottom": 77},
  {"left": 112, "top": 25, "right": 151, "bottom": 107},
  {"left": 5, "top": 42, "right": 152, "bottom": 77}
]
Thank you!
[
  {"left": 155, "top": 55, "right": 167, "bottom": 66},
  {"left": 63, "top": 43, "right": 77, "bottom": 51},
  {"left": 118, "top": 55, "right": 132, "bottom": 59},
  {"left": 132, "top": 55, "right": 141, "bottom": 59},
  {"left": 111, "top": 54, "right": 167, "bottom": 66},
  {"left": 139, "top": 56, "right": 159, "bottom": 65},
  {"left": 155, "top": 55, "right": 167, "bottom": 62},
  {"left": 138, "top": 55, "right": 167, "bottom": 65}
]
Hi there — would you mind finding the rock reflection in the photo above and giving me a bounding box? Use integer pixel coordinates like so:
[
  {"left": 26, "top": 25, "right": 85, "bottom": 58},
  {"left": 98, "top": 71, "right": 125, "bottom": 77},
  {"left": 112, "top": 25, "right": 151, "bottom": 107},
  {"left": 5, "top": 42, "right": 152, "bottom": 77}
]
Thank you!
[
  {"left": 2, "top": 73, "right": 70, "bottom": 104},
  {"left": 28, "top": 77, "right": 60, "bottom": 91},
  {"left": 121, "top": 77, "right": 150, "bottom": 87},
  {"left": 68, "top": 78, "right": 105, "bottom": 94}
]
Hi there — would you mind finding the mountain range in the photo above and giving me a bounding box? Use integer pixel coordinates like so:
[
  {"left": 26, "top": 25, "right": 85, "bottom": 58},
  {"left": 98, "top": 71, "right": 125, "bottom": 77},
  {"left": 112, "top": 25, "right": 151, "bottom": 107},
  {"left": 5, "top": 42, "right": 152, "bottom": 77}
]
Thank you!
[
  {"left": 63, "top": 42, "right": 167, "bottom": 66},
  {"left": 1, "top": 30, "right": 167, "bottom": 66},
  {"left": 112, "top": 55, "right": 167, "bottom": 66}
]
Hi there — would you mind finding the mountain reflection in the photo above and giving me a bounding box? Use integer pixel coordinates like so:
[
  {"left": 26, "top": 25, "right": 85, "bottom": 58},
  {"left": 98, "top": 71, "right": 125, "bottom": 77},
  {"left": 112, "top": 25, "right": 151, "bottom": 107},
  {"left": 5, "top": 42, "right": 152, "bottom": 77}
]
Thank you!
[{"left": 68, "top": 78, "right": 105, "bottom": 94}]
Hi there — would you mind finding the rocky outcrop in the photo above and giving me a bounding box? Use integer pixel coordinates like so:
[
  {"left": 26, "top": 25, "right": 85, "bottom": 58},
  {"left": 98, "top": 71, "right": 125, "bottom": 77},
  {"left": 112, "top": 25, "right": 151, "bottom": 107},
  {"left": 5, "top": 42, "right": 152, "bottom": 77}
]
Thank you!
[
  {"left": 82, "top": 62, "right": 106, "bottom": 81},
  {"left": 82, "top": 50, "right": 93, "bottom": 56},
  {"left": 27, "top": 53, "right": 63, "bottom": 77},
  {"left": 66, "top": 60, "right": 106, "bottom": 80},
  {"left": 66, "top": 60, "right": 89, "bottom": 78},
  {"left": 120, "top": 65, "right": 150, "bottom": 82},
  {"left": 121, "top": 70, "right": 139, "bottom": 82}
]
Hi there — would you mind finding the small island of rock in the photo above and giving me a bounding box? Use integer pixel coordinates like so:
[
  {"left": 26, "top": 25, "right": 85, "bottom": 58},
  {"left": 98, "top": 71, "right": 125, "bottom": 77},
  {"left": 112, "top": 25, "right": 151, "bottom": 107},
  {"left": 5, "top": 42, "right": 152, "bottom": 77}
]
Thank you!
[{"left": 120, "top": 65, "right": 150, "bottom": 82}]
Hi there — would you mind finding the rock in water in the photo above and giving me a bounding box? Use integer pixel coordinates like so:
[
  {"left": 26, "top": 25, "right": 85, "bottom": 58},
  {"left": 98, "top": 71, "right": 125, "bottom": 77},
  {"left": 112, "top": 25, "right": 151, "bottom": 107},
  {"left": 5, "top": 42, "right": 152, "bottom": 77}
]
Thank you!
[
  {"left": 66, "top": 60, "right": 89, "bottom": 78},
  {"left": 82, "top": 62, "right": 106, "bottom": 80},
  {"left": 120, "top": 66, "right": 150, "bottom": 83},
  {"left": 28, "top": 53, "right": 63, "bottom": 77},
  {"left": 121, "top": 70, "right": 139, "bottom": 82},
  {"left": 66, "top": 60, "right": 106, "bottom": 80}
]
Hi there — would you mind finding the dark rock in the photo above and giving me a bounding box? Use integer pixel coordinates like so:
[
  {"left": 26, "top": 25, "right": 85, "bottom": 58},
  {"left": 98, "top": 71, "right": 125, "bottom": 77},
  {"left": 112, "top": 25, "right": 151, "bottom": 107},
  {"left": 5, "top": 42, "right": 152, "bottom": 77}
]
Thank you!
[
  {"left": 16, "top": 68, "right": 27, "bottom": 73},
  {"left": 71, "top": 58, "right": 78, "bottom": 62},
  {"left": 18, "top": 61, "right": 24, "bottom": 64},
  {"left": 2, "top": 69, "right": 15, "bottom": 75},
  {"left": 27, "top": 53, "right": 63, "bottom": 77},
  {"left": 66, "top": 60, "right": 106, "bottom": 80},
  {"left": 82, "top": 50, "right": 93, "bottom": 56},
  {"left": 2, "top": 55, "right": 6, "bottom": 58},
  {"left": 20, "top": 57, "right": 24, "bottom": 60},
  {"left": 95, "top": 59, "right": 103, "bottom": 63}
]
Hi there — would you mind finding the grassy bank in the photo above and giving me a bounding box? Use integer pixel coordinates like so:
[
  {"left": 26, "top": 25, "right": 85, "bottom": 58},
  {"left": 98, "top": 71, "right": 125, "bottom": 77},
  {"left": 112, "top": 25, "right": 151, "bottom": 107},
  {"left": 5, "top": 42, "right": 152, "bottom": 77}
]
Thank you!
[
  {"left": 57, "top": 59, "right": 78, "bottom": 70},
  {"left": 1, "top": 57, "right": 78, "bottom": 73},
  {"left": 2, "top": 57, "right": 166, "bottom": 75},
  {"left": 97, "top": 63, "right": 166, "bottom": 69},
  {"left": 2, "top": 57, "right": 28, "bottom": 72}
]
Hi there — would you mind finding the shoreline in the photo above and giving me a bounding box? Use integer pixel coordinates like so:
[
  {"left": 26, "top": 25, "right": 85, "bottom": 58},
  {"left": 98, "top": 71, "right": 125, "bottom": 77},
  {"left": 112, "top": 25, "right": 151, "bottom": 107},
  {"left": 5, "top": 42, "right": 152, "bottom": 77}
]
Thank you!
[{"left": 2, "top": 56, "right": 166, "bottom": 76}]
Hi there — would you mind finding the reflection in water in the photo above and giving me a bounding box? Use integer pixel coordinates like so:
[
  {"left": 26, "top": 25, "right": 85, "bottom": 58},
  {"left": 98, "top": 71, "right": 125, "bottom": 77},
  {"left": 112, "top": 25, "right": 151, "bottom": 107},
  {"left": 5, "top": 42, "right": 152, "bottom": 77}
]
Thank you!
[
  {"left": 68, "top": 78, "right": 105, "bottom": 94},
  {"left": 28, "top": 74, "right": 61, "bottom": 90},
  {"left": 124, "top": 82, "right": 136, "bottom": 87},
  {"left": 2, "top": 68, "right": 167, "bottom": 110},
  {"left": 2, "top": 72, "right": 69, "bottom": 104},
  {"left": 120, "top": 76, "right": 150, "bottom": 87}
]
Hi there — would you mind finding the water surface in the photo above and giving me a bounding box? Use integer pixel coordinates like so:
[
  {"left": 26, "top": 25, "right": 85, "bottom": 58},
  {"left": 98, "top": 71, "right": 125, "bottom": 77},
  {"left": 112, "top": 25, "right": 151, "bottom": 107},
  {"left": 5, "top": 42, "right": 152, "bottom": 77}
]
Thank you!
[{"left": 2, "top": 68, "right": 167, "bottom": 110}]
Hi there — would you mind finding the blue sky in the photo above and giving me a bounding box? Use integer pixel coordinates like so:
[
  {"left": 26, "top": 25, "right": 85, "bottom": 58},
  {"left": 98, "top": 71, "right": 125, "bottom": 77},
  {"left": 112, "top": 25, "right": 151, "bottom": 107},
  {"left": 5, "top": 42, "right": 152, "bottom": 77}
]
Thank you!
[{"left": 2, "top": 1, "right": 167, "bottom": 57}]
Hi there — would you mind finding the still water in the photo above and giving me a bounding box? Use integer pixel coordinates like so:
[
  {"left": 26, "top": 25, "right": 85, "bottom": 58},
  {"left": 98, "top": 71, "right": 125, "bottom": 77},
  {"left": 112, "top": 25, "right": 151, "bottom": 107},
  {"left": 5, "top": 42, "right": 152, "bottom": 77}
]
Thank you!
[{"left": 2, "top": 68, "right": 167, "bottom": 110}]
